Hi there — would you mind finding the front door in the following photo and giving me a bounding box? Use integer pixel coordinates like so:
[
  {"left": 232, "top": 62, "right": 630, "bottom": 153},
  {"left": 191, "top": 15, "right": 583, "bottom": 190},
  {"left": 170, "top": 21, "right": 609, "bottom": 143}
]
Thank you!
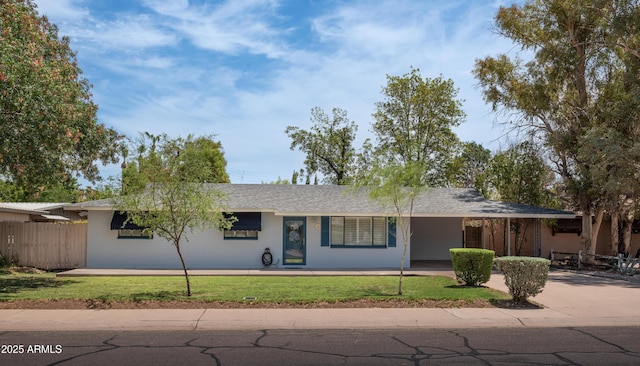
[{"left": 283, "top": 217, "right": 306, "bottom": 265}]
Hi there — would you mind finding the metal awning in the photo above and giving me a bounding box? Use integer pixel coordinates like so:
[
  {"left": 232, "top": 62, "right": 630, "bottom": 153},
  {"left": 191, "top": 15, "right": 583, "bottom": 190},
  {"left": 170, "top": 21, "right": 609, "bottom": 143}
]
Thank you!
[
  {"left": 40, "top": 214, "right": 69, "bottom": 221},
  {"left": 227, "top": 212, "right": 262, "bottom": 231},
  {"left": 110, "top": 211, "right": 145, "bottom": 230}
]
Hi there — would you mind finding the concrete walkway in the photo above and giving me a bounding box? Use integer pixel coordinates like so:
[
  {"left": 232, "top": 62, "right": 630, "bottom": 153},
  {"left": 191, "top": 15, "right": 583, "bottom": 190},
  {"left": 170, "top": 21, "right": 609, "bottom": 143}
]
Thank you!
[
  {"left": 1, "top": 268, "right": 639, "bottom": 331},
  {"left": 55, "top": 267, "right": 454, "bottom": 277}
]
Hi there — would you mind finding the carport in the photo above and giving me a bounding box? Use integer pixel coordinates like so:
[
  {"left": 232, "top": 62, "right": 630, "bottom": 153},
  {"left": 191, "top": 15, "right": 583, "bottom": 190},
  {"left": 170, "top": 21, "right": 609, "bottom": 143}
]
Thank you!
[{"left": 408, "top": 189, "right": 575, "bottom": 261}]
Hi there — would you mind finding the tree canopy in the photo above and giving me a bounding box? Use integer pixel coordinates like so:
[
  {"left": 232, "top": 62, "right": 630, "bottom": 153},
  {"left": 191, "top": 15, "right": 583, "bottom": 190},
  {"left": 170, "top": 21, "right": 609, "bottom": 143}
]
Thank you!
[
  {"left": 285, "top": 107, "right": 358, "bottom": 185},
  {"left": 0, "top": 0, "right": 121, "bottom": 201},
  {"left": 372, "top": 68, "right": 465, "bottom": 186},
  {"left": 446, "top": 142, "right": 492, "bottom": 190},
  {"left": 473, "top": 0, "right": 640, "bottom": 260},
  {"left": 122, "top": 133, "right": 230, "bottom": 195}
]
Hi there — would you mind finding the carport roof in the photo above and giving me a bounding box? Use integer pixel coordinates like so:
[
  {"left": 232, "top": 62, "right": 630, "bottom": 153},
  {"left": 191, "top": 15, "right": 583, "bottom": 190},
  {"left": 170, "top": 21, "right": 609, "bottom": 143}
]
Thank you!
[{"left": 65, "top": 184, "right": 574, "bottom": 219}]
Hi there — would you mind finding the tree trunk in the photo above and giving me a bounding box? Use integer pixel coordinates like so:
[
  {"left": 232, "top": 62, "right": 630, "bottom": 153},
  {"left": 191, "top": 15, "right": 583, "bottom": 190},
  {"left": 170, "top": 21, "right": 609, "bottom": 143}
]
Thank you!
[
  {"left": 621, "top": 214, "right": 633, "bottom": 256},
  {"left": 513, "top": 219, "right": 529, "bottom": 256},
  {"left": 175, "top": 243, "right": 191, "bottom": 297},
  {"left": 489, "top": 219, "right": 496, "bottom": 251},
  {"left": 398, "top": 223, "right": 408, "bottom": 296},
  {"left": 610, "top": 212, "right": 619, "bottom": 256},
  {"left": 398, "top": 234, "right": 408, "bottom": 295},
  {"left": 581, "top": 207, "right": 604, "bottom": 265},
  {"left": 514, "top": 221, "right": 522, "bottom": 256},
  {"left": 592, "top": 207, "right": 604, "bottom": 252}
]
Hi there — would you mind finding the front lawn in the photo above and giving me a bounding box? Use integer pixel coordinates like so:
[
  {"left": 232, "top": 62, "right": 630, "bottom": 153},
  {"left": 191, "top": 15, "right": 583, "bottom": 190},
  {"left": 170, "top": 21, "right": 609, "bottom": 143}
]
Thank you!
[{"left": 0, "top": 271, "right": 509, "bottom": 307}]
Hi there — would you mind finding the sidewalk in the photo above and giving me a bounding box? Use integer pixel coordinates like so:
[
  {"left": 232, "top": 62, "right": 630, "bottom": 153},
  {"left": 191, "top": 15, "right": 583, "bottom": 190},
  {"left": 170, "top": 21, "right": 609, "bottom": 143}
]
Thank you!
[{"left": 1, "top": 269, "right": 639, "bottom": 331}]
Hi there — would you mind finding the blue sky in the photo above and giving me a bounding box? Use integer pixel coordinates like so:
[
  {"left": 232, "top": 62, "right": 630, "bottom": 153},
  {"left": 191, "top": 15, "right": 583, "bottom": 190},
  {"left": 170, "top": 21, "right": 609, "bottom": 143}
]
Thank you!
[{"left": 34, "top": 0, "right": 520, "bottom": 184}]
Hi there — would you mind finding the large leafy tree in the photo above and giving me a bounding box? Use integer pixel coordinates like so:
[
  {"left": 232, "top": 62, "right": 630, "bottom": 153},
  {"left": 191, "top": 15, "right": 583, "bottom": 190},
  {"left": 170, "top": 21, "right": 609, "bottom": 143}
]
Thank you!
[
  {"left": 359, "top": 68, "right": 465, "bottom": 292},
  {"left": 473, "top": 0, "right": 640, "bottom": 262},
  {"left": 122, "top": 133, "right": 230, "bottom": 195},
  {"left": 0, "top": 0, "right": 121, "bottom": 201},
  {"left": 372, "top": 68, "right": 465, "bottom": 186},
  {"left": 285, "top": 107, "right": 358, "bottom": 185},
  {"left": 446, "top": 142, "right": 492, "bottom": 190},
  {"left": 579, "top": 25, "right": 640, "bottom": 255},
  {"left": 115, "top": 134, "right": 234, "bottom": 296}
]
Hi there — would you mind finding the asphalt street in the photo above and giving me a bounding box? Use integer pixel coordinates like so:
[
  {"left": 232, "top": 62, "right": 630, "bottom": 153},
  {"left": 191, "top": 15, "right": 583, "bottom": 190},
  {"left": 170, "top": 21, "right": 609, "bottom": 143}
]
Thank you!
[{"left": 1, "top": 327, "right": 639, "bottom": 366}]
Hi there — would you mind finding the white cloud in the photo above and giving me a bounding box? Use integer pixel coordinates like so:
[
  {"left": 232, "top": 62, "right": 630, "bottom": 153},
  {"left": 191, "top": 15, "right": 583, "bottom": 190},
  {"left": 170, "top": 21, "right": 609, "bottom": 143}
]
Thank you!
[
  {"left": 89, "top": 14, "right": 178, "bottom": 49},
  {"left": 34, "top": 0, "right": 89, "bottom": 20},
  {"left": 32, "top": 0, "right": 524, "bottom": 183},
  {"left": 144, "top": 0, "right": 288, "bottom": 58}
]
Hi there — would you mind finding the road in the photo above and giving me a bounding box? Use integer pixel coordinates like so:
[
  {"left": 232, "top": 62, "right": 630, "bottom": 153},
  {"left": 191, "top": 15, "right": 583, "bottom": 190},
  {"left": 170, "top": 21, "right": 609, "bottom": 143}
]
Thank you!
[{"left": 1, "top": 327, "right": 639, "bottom": 365}]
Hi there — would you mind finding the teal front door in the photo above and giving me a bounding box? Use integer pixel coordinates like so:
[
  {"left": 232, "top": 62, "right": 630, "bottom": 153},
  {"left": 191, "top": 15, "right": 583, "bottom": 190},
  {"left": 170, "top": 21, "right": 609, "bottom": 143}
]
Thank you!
[{"left": 283, "top": 217, "right": 306, "bottom": 265}]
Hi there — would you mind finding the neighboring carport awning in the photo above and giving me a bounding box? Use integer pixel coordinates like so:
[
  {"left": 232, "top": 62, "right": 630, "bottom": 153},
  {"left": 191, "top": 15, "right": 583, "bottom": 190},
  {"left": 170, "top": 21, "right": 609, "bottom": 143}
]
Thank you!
[
  {"left": 227, "top": 212, "right": 262, "bottom": 231},
  {"left": 39, "top": 214, "right": 69, "bottom": 221},
  {"left": 110, "top": 211, "right": 145, "bottom": 230}
]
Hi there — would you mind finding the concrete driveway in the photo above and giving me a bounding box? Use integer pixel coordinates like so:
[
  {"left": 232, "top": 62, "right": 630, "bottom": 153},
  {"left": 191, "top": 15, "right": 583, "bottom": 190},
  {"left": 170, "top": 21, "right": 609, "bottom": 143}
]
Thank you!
[{"left": 486, "top": 269, "right": 640, "bottom": 320}]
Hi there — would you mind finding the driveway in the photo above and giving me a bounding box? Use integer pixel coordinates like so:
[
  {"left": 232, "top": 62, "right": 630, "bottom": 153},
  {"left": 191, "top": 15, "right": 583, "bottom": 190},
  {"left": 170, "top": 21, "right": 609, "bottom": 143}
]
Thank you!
[{"left": 486, "top": 269, "right": 640, "bottom": 319}]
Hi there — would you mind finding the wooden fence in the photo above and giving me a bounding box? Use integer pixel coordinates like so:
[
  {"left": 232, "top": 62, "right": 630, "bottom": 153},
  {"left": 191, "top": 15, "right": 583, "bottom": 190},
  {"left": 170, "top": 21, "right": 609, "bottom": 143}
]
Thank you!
[
  {"left": 550, "top": 249, "right": 640, "bottom": 274},
  {"left": 0, "top": 222, "right": 87, "bottom": 270}
]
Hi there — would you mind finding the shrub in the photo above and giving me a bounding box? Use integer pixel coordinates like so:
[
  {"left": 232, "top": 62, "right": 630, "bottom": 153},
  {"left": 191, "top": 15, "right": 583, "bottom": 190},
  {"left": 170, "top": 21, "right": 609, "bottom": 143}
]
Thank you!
[
  {"left": 449, "top": 248, "right": 495, "bottom": 286},
  {"left": 494, "top": 256, "right": 550, "bottom": 303}
]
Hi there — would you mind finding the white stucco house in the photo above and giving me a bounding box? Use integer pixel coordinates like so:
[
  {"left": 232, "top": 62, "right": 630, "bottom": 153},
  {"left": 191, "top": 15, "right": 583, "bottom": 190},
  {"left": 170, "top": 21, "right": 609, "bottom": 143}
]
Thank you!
[{"left": 64, "top": 184, "right": 574, "bottom": 269}]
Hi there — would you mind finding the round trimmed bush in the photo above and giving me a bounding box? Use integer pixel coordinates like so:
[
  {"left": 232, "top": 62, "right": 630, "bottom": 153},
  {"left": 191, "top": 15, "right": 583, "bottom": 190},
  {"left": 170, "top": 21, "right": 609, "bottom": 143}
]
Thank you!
[
  {"left": 449, "top": 248, "right": 495, "bottom": 286},
  {"left": 494, "top": 256, "right": 550, "bottom": 303}
]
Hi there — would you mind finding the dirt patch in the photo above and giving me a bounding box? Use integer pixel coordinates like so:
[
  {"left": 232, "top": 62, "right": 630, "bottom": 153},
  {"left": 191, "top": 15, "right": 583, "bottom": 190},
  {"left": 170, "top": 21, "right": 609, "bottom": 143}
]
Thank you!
[
  {"left": 489, "top": 299, "right": 543, "bottom": 309},
  {"left": 0, "top": 267, "right": 46, "bottom": 275},
  {"left": 0, "top": 298, "right": 496, "bottom": 310}
]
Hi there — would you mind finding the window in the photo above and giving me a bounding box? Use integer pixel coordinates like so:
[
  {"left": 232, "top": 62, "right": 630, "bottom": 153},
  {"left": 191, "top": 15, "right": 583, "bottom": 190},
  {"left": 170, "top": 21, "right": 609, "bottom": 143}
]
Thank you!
[
  {"left": 111, "top": 211, "right": 152, "bottom": 239},
  {"left": 223, "top": 212, "right": 261, "bottom": 240},
  {"left": 224, "top": 230, "right": 259, "bottom": 240},
  {"left": 330, "top": 217, "right": 387, "bottom": 247},
  {"left": 118, "top": 229, "right": 153, "bottom": 239}
]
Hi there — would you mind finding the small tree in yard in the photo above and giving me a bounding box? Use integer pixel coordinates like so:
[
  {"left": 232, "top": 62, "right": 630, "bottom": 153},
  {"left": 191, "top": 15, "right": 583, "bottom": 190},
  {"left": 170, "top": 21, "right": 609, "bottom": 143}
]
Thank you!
[
  {"left": 114, "top": 134, "right": 234, "bottom": 296},
  {"left": 361, "top": 161, "right": 425, "bottom": 295}
]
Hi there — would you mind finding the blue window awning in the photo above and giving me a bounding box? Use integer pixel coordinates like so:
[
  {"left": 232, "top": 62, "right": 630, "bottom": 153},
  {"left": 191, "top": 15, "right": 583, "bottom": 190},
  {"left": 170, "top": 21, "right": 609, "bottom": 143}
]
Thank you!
[
  {"left": 227, "top": 212, "right": 261, "bottom": 231},
  {"left": 110, "top": 211, "right": 145, "bottom": 230}
]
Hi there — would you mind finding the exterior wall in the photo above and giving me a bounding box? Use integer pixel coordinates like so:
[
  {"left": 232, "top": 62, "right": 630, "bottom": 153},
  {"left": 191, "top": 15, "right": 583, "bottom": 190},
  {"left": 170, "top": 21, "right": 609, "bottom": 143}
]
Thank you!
[
  {"left": 540, "top": 223, "right": 583, "bottom": 258},
  {"left": 87, "top": 211, "right": 284, "bottom": 269},
  {"left": 86, "top": 212, "right": 405, "bottom": 269},
  {"left": 479, "top": 218, "right": 640, "bottom": 259},
  {"left": 0, "top": 212, "right": 30, "bottom": 222},
  {"left": 541, "top": 218, "right": 640, "bottom": 258},
  {"left": 305, "top": 216, "right": 405, "bottom": 268},
  {"left": 479, "top": 219, "right": 536, "bottom": 257},
  {"left": 410, "top": 217, "right": 463, "bottom": 260},
  {"left": 90, "top": 209, "right": 640, "bottom": 268}
]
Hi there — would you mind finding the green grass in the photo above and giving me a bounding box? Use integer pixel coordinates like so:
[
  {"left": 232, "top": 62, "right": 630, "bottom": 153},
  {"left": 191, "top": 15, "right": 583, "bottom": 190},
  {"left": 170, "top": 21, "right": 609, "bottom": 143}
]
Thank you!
[{"left": 0, "top": 272, "right": 509, "bottom": 304}]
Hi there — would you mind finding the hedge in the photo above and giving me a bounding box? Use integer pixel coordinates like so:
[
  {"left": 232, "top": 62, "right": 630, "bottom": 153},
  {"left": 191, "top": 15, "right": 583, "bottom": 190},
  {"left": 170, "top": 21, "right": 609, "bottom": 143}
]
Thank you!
[
  {"left": 494, "top": 256, "right": 550, "bottom": 303},
  {"left": 449, "top": 248, "right": 495, "bottom": 286}
]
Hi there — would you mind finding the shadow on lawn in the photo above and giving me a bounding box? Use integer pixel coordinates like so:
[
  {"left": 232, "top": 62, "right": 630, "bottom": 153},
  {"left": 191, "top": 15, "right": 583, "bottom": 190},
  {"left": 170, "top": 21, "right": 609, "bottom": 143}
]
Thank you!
[{"left": 0, "top": 276, "right": 67, "bottom": 298}]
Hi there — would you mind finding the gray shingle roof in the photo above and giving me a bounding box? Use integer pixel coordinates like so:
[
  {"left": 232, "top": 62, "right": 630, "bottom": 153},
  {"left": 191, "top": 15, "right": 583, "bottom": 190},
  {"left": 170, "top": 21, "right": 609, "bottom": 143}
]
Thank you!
[{"left": 65, "top": 184, "right": 575, "bottom": 218}]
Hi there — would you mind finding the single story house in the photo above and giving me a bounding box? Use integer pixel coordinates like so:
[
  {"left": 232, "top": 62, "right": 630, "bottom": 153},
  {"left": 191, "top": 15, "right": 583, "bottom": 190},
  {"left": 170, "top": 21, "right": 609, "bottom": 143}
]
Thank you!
[{"left": 64, "top": 184, "right": 575, "bottom": 269}]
